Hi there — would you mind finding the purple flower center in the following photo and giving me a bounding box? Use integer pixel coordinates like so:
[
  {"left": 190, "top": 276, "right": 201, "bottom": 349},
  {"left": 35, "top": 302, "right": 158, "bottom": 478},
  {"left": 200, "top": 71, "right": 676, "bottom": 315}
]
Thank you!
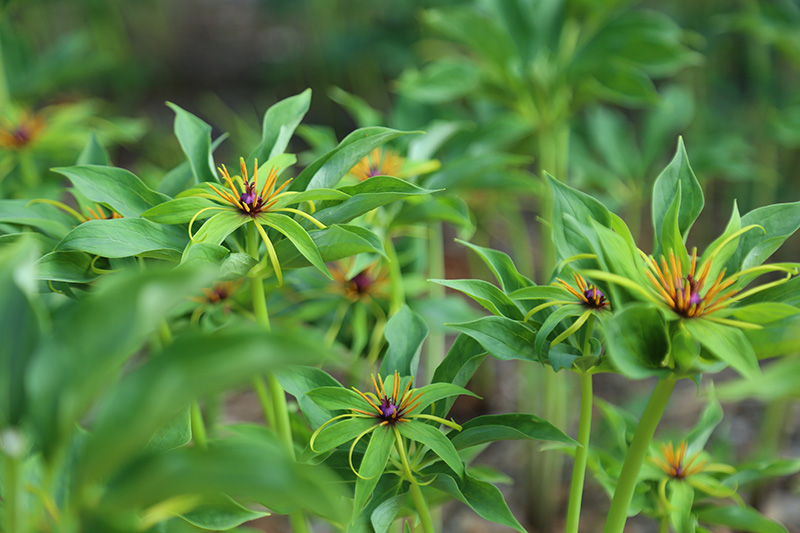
[
  {"left": 380, "top": 402, "right": 396, "bottom": 418},
  {"left": 688, "top": 291, "right": 702, "bottom": 305},
  {"left": 351, "top": 271, "right": 373, "bottom": 293},
  {"left": 369, "top": 166, "right": 382, "bottom": 177},
  {"left": 240, "top": 190, "right": 257, "bottom": 205},
  {"left": 584, "top": 287, "right": 603, "bottom": 300}
]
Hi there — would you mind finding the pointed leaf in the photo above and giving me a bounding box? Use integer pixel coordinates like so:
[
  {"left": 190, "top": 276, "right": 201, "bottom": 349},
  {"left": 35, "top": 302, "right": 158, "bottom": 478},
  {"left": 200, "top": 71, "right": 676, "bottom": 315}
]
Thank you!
[
  {"left": 56, "top": 218, "right": 188, "bottom": 258},
  {"left": 430, "top": 278, "right": 523, "bottom": 319},
  {"left": 380, "top": 306, "right": 429, "bottom": 377},
  {"left": 449, "top": 316, "right": 537, "bottom": 362},
  {"left": 652, "top": 138, "right": 703, "bottom": 246},
  {"left": 247, "top": 88, "right": 311, "bottom": 164},
  {"left": 456, "top": 239, "right": 532, "bottom": 292},
  {"left": 167, "top": 102, "right": 217, "bottom": 182},
  {"left": 398, "top": 420, "right": 463, "bottom": 478},
  {"left": 684, "top": 319, "right": 759, "bottom": 379},
  {"left": 260, "top": 213, "right": 329, "bottom": 277},
  {"left": 449, "top": 414, "right": 577, "bottom": 450}
]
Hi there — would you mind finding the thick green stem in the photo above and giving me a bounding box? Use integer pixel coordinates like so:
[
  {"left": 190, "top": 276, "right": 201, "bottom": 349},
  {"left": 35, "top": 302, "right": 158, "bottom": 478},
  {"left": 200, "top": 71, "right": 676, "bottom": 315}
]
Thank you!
[
  {"left": 564, "top": 316, "right": 596, "bottom": 533},
  {"left": 245, "top": 223, "right": 305, "bottom": 531},
  {"left": 604, "top": 377, "right": 677, "bottom": 533},
  {"left": 564, "top": 372, "right": 593, "bottom": 533},
  {"left": 426, "top": 222, "right": 446, "bottom": 381},
  {"left": 409, "top": 483, "right": 435, "bottom": 533},
  {"left": 190, "top": 401, "right": 208, "bottom": 450}
]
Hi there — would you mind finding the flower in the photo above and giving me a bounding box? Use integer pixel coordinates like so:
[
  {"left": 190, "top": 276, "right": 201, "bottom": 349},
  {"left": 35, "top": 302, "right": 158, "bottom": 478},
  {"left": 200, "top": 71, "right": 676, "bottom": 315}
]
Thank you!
[
  {"left": 643, "top": 248, "right": 737, "bottom": 319},
  {"left": 308, "top": 372, "right": 466, "bottom": 484},
  {"left": 350, "top": 372, "right": 424, "bottom": 425},
  {"left": 523, "top": 272, "right": 610, "bottom": 322},
  {"left": 0, "top": 111, "right": 45, "bottom": 150},
  {"left": 189, "top": 158, "right": 327, "bottom": 284},
  {"left": 557, "top": 273, "right": 610, "bottom": 311},
  {"left": 350, "top": 148, "right": 404, "bottom": 181},
  {"left": 646, "top": 440, "right": 736, "bottom": 510},
  {"left": 84, "top": 204, "right": 122, "bottom": 221},
  {"left": 331, "top": 261, "right": 389, "bottom": 303},
  {"left": 651, "top": 441, "right": 706, "bottom": 480}
]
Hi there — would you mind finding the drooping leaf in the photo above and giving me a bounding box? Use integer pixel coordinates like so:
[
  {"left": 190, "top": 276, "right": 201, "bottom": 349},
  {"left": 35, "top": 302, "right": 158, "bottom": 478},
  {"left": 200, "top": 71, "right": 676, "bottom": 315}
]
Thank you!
[
  {"left": 430, "top": 278, "right": 523, "bottom": 319},
  {"left": 56, "top": 218, "right": 188, "bottom": 259}
]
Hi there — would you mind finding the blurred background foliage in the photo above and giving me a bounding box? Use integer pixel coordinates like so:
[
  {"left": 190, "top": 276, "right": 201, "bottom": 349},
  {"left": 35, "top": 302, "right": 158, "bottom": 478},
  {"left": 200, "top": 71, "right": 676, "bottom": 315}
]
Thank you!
[{"left": 2, "top": 0, "right": 800, "bottom": 531}]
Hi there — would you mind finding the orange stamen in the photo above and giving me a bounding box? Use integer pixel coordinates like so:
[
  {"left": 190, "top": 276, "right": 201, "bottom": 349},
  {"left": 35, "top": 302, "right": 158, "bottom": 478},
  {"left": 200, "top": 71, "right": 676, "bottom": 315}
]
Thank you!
[{"left": 352, "top": 387, "right": 382, "bottom": 414}]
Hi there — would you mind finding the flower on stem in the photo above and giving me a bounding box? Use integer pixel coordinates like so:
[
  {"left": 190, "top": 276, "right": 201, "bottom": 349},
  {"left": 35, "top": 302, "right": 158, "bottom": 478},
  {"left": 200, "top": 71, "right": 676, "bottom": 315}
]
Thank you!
[
  {"left": 189, "top": 158, "right": 328, "bottom": 284},
  {"left": 0, "top": 111, "right": 45, "bottom": 150},
  {"left": 647, "top": 440, "right": 736, "bottom": 510},
  {"left": 331, "top": 261, "right": 389, "bottom": 303},
  {"left": 557, "top": 273, "right": 610, "bottom": 312},
  {"left": 350, "top": 148, "right": 404, "bottom": 181},
  {"left": 308, "top": 371, "right": 467, "bottom": 485}
]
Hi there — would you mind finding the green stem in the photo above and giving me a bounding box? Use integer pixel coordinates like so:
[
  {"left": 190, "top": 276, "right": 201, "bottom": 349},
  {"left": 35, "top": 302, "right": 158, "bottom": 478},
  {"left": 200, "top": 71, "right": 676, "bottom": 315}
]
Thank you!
[
  {"left": 384, "top": 235, "right": 405, "bottom": 316},
  {"left": 3, "top": 444, "right": 22, "bottom": 533},
  {"left": 426, "top": 222, "right": 446, "bottom": 381},
  {"left": 190, "top": 401, "right": 208, "bottom": 450},
  {"left": 18, "top": 150, "right": 39, "bottom": 190},
  {"left": 245, "top": 223, "right": 305, "bottom": 531},
  {"left": 564, "top": 316, "right": 596, "bottom": 533},
  {"left": 603, "top": 376, "right": 677, "bottom": 533},
  {"left": 253, "top": 376, "right": 275, "bottom": 428},
  {"left": 409, "top": 483, "right": 434, "bottom": 533}
]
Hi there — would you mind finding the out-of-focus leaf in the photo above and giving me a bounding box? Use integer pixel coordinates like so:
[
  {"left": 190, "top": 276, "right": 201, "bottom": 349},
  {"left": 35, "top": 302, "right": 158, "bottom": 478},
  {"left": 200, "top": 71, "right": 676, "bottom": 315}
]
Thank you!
[
  {"left": 695, "top": 506, "right": 787, "bottom": 533},
  {"left": 449, "top": 316, "right": 537, "bottom": 362},
  {"left": 35, "top": 250, "right": 96, "bottom": 283},
  {"left": 180, "top": 495, "right": 269, "bottom": 530},
  {"left": 604, "top": 303, "right": 671, "bottom": 378}
]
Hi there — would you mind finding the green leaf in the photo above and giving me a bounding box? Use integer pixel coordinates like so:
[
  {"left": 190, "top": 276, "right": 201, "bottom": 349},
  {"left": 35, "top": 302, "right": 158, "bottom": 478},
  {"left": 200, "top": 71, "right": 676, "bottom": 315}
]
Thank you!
[
  {"left": 27, "top": 266, "right": 216, "bottom": 457},
  {"left": 685, "top": 386, "right": 722, "bottom": 451},
  {"left": 717, "top": 357, "right": 800, "bottom": 402},
  {"left": 604, "top": 303, "right": 671, "bottom": 378},
  {"left": 684, "top": 319, "right": 759, "bottom": 379},
  {"left": 727, "top": 201, "right": 800, "bottom": 272},
  {"left": 293, "top": 127, "right": 417, "bottom": 191},
  {"left": 145, "top": 408, "right": 192, "bottom": 453},
  {"left": 273, "top": 224, "right": 385, "bottom": 270},
  {"left": 269, "top": 187, "right": 350, "bottom": 210},
  {"left": 667, "top": 481, "right": 695, "bottom": 533},
  {"left": 79, "top": 325, "right": 330, "bottom": 483},
  {"left": 53, "top": 165, "right": 171, "bottom": 218},
  {"left": 180, "top": 496, "right": 269, "bottom": 530},
  {"left": 695, "top": 506, "right": 787, "bottom": 533},
  {"left": 428, "top": 472, "right": 525, "bottom": 532},
  {"left": 0, "top": 199, "right": 75, "bottom": 238},
  {"left": 549, "top": 175, "right": 613, "bottom": 260},
  {"left": 77, "top": 132, "right": 110, "bottom": 165},
  {"left": 186, "top": 210, "right": 249, "bottom": 253},
  {"left": 396, "top": 59, "right": 480, "bottom": 104},
  {"left": 167, "top": 102, "right": 217, "bottom": 182},
  {"left": 276, "top": 366, "right": 344, "bottom": 429},
  {"left": 56, "top": 218, "right": 188, "bottom": 259},
  {"left": 353, "top": 427, "right": 395, "bottom": 514},
  {"left": 508, "top": 285, "right": 573, "bottom": 301},
  {"left": 247, "top": 88, "right": 311, "bottom": 164},
  {"left": 0, "top": 238, "right": 40, "bottom": 426},
  {"left": 379, "top": 306, "right": 429, "bottom": 378},
  {"left": 449, "top": 316, "right": 537, "bottom": 362},
  {"left": 450, "top": 414, "right": 577, "bottom": 450},
  {"left": 328, "top": 86, "right": 383, "bottom": 128},
  {"left": 659, "top": 181, "right": 689, "bottom": 262},
  {"left": 431, "top": 334, "right": 487, "bottom": 419},
  {"left": 398, "top": 420, "right": 463, "bottom": 478},
  {"left": 410, "top": 382, "right": 479, "bottom": 414},
  {"left": 98, "top": 438, "right": 347, "bottom": 523},
  {"left": 370, "top": 493, "right": 405, "bottom": 533},
  {"left": 310, "top": 176, "right": 435, "bottom": 228},
  {"left": 456, "top": 239, "right": 533, "bottom": 292},
  {"left": 35, "top": 250, "right": 96, "bottom": 283},
  {"left": 652, "top": 137, "right": 703, "bottom": 248},
  {"left": 142, "top": 197, "right": 218, "bottom": 224},
  {"left": 259, "top": 213, "right": 329, "bottom": 277},
  {"left": 720, "top": 302, "right": 799, "bottom": 324},
  {"left": 589, "top": 61, "right": 660, "bottom": 107},
  {"left": 306, "top": 387, "right": 367, "bottom": 412},
  {"left": 534, "top": 305, "right": 587, "bottom": 359},
  {"left": 430, "top": 279, "right": 522, "bottom": 319},
  {"left": 312, "top": 417, "right": 376, "bottom": 454}
]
